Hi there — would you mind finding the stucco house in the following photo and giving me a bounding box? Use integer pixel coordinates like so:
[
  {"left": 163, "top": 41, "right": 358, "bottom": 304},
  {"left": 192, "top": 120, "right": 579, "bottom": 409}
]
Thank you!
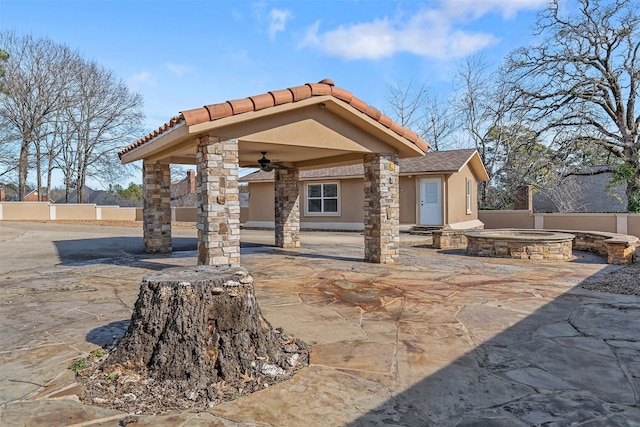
[{"left": 240, "top": 148, "right": 488, "bottom": 231}]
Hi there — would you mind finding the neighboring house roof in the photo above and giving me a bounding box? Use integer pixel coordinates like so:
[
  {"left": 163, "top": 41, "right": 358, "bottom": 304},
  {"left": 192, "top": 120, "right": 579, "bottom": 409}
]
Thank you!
[
  {"left": 118, "top": 78, "right": 429, "bottom": 164},
  {"left": 240, "top": 148, "right": 489, "bottom": 182},
  {"left": 56, "top": 187, "right": 141, "bottom": 207},
  {"left": 533, "top": 167, "right": 627, "bottom": 213}
]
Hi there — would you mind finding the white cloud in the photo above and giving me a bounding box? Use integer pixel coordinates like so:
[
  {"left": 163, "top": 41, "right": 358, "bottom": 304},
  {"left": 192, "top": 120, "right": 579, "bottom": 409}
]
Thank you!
[
  {"left": 450, "top": 0, "right": 549, "bottom": 19},
  {"left": 165, "top": 62, "right": 191, "bottom": 77},
  {"left": 127, "top": 71, "right": 156, "bottom": 90},
  {"left": 299, "top": 0, "right": 546, "bottom": 60},
  {"left": 268, "top": 8, "right": 292, "bottom": 39}
]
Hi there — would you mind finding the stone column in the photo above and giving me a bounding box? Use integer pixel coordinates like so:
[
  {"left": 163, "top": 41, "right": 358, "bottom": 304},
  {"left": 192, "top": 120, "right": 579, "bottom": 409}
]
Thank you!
[
  {"left": 363, "top": 153, "right": 400, "bottom": 263},
  {"left": 142, "top": 161, "right": 172, "bottom": 253},
  {"left": 274, "top": 168, "right": 300, "bottom": 248},
  {"left": 196, "top": 136, "right": 240, "bottom": 266}
]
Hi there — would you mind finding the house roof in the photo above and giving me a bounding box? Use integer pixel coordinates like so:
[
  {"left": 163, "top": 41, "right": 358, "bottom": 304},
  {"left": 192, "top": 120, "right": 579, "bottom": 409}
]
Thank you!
[
  {"left": 55, "top": 187, "right": 141, "bottom": 207},
  {"left": 240, "top": 148, "right": 489, "bottom": 182},
  {"left": 533, "top": 167, "right": 627, "bottom": 213},
  {"left": 118, "top": 79, "right": 429, "bottom": 167}
]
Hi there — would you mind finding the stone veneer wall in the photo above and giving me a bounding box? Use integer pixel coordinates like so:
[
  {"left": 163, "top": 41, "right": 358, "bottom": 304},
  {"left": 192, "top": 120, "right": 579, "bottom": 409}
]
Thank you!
[
  {"left": 196, "top": 137, "right": 240, "bottom": 266},
  {"left": 363, "top": 153, "right": 399, "bottom": 263},
  {"left": 142, "top": 161, "right": 172, "bottom": 253},
  {"left": 466, "top": 235, "right": 573, "bottom": 261},
  {"left": 274, "top": 168, "right": 300, "bottom": 248}
]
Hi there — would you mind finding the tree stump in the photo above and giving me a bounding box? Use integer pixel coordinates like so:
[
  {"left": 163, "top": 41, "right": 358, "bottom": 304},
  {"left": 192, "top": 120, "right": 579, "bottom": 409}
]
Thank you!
[{"left": 98, "top": 266, "right": 307, "bottom": 409}]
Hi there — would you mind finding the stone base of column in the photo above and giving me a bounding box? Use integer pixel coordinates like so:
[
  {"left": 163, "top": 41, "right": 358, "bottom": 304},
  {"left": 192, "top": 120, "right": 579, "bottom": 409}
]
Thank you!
[
  {"left": 275, "top": 168, "right": 300, "bottom": 248},
  {"left": 196, "top": 137, "right": 240, "bottom": 266},
  {"left": 364, "top": 153, "right": 400, "bottom": 264},
  {"left": 143, "top": 161, "right": 172, "bottom": 254}
]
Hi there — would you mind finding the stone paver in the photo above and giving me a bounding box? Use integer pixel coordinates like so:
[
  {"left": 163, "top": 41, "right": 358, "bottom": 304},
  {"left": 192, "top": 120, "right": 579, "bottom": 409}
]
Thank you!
[{"left": 1, "top": 221, "right": 639, "bottom": 426}]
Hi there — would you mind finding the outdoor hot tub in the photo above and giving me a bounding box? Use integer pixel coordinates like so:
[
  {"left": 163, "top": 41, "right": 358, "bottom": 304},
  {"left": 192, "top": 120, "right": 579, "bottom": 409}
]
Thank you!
[{"left": 464, "top": 229, "right": 576, "bottom": 261}]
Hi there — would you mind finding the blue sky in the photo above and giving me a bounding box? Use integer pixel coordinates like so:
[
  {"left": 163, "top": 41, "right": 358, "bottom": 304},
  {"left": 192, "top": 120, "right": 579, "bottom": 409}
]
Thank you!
[{"left": 2, "top": 0, "right": 551, "bottom": 186}]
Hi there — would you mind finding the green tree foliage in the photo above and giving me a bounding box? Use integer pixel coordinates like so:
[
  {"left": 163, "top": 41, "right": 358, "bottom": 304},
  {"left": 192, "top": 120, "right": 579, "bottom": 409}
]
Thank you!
[{"left": 107, "top": 182, "right": 143, "bottom": 201}]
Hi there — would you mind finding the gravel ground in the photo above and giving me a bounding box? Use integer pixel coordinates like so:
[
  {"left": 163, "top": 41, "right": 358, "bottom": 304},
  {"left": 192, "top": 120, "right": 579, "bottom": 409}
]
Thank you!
[{"left": 581, "top": 260, "right": 640, "bottom": 296}]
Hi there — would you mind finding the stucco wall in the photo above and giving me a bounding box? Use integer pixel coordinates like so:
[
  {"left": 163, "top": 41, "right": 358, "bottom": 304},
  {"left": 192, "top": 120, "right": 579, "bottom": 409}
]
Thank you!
[
  {"left": 174, "top": 207, "right": 197, "bottom": 222},
  {"left": 99, "top": 206, "right": 138, "bottom": 221},
  {"left": 0, "top": 202, "right": 50, "bottom": 220},
  {"left": 55, "top": 204, "right": 97, "bottom": 220},
  {"left": 247, "top": 182, "right": 275, "bottom": 221},
  {"left": 446, "top": 164, "right": 479, "bottom": 224},
  {"left": 542, "top": 214, "right": 617, "bottom": 233},
  {"left": 479, "top": 210, "right": 639, "bottom": 238},
  {"left": 479, "top": 210, "right": 536, "bottom": 229},
  {"left": 247, "top": 172, "right": 480, "bottom": 227},
  {"left": 628, "top": 215, "right": 640, "bottom": 238},
  {"left": 399, "top": 176, "right": 416, "bottom": 224}
]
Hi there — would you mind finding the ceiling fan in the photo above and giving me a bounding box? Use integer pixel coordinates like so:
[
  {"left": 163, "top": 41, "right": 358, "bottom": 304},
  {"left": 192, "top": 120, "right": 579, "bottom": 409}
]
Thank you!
[{"left": 257, "top": 152, "right": 293, "bottom": 172}]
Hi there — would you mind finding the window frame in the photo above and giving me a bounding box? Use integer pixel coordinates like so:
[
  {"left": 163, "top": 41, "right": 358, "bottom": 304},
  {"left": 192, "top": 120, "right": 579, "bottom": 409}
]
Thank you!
[
  {"left": 305, "top": 181, "right": 340, "bottom": 216},
  {"left": 466, "top": 177, "right": 473, "bottom": 215}
]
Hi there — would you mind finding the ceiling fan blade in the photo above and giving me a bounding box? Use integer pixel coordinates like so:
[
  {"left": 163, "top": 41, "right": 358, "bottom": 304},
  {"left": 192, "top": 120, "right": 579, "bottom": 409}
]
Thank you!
[{"left": 257, "top": 152, "right": 293, "bottom": 171}]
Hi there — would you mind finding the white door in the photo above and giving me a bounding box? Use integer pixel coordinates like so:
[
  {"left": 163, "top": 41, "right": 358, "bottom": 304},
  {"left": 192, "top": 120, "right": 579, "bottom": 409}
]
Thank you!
[{"left": 419, "top": 178, "right": 443, "bottom": 226}]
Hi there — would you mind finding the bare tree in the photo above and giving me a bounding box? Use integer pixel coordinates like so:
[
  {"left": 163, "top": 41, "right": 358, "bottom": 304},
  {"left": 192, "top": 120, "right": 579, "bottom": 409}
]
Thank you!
[
  {"left": 385, "top": 80, "right": 430, "bottom": 129},
  {"left": 454, "top": 54, "right": 526, "bottom": 208},
  {"left": 503, "top": 0, "right": 640, "bottom": 211},
  {"left": 419, "top": 93, "right": 457, "bottom": 151},
  {"left": 0, "top": 48, "right": 8, "bottom": 95},
  {"left": 385, "top": 80, "right": 457, "bottom": 151},
  {"left": 62, "top": 59, "right": 144, "bottom": 203},
  {"left": 0, "top": 32, "right": 78, "bottom": 200}
]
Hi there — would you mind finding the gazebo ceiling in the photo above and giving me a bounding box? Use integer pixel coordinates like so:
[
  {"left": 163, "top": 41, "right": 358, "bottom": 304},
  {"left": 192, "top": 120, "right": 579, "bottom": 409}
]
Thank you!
[{"left": 119, "top": 79, "right": 429, "bottom": 169}]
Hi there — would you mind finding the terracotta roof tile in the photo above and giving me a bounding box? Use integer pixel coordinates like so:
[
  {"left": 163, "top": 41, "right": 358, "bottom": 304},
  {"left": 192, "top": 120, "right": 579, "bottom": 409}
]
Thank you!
[
  {"left": 206, "top": 102, "right": 233, "bottom": 120},
  {"left": 270, "top": 89, "right": 294, "bottom": 105},
  {"left": 289, "top": 84, "right": 312, "bottom": 101},
  {"left": 182, "top": 108, "right": 210, "bottom": 126},
  {"left": 228, "top": 98, "right": 254, "bottom": 115},
  {"left": 330, "top": 86, "right": 353, "bottom": 103},
  {"left": 378, "top": 114, "right": 393, "bottom": 128},
  {"left": 365, "top": 105, "right": 382, "bottom": 121},
  {"left": 119, "top": 79, "right": 431, "bottom": 159},
  {"left": 349, "top": 96, "right": 368, "bottom": 113},
  {"left": 306, "top": 83, "right": 332, "bottom": 96},
  {"left": 389, "top": 121, "right": 406, "bottom": 137},
  {"left": 249, "top": 93, "right": 275, "bottom": 111},
  {"left": 318, "top": 78, "right": 335, "bottom": 85}
]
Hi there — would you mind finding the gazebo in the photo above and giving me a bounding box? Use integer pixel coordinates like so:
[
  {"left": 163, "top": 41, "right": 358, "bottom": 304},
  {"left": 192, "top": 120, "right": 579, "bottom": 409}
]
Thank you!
[{"left": 118, "top": 79, "right": 429, "bottom": 265}]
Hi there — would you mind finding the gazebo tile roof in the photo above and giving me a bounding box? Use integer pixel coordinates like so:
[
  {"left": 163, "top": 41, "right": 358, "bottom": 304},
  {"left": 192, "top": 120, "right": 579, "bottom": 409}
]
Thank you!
[{"left": 118, "top": 79, "right": 430, "bottom": 159}]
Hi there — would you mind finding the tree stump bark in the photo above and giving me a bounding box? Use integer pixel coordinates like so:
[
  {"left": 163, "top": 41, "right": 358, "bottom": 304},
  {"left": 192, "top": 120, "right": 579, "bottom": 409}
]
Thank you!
[{"left": 103, "top": 266, "right": 307, "bottom": 393}]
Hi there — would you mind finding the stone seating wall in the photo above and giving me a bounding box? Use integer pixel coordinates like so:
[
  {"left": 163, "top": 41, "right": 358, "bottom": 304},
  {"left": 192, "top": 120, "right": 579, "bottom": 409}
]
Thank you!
[{"left": 434, "top": 228, "right": 638, "bottom": 265}]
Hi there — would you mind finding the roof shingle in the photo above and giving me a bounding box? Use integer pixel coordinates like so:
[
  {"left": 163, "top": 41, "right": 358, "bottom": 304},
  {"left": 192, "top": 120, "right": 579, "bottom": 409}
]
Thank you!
[{"left": 240, "top": 148, "right": 480, "bottom": 182}]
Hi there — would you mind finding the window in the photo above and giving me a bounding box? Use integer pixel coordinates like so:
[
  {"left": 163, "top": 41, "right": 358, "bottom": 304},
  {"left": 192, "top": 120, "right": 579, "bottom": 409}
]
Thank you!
[
  {"left": 466, "top": 178, "right": 473, "bottom": 214},
  {"left": 306, "top": 182, "right": 339, "bottom": 215}
]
